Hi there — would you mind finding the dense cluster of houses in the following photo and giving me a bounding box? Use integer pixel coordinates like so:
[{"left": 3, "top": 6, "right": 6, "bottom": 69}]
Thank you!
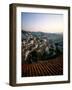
[{"left": 21, "top": 32, "right": 60, "bottom": 64}]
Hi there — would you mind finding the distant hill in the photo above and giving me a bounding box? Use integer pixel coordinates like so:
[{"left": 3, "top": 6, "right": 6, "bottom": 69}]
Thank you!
[{"left": 22, "top": 30, "right": 63, "bottom": 42}]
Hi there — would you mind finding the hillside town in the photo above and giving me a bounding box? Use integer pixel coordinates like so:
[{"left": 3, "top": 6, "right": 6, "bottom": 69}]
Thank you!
[{"left": 22, "top": 31, "right": 63, "bottom": 64}]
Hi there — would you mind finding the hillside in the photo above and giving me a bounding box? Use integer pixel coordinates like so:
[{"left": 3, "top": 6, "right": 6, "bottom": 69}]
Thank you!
[{"left": 21, "top": 30, "right": 63, "bottom": 64}]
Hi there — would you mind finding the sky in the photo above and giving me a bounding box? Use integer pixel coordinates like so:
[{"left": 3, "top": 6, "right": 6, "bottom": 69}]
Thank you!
[{"left": 21, "top": 12, "right": 64, "bottom": 33}]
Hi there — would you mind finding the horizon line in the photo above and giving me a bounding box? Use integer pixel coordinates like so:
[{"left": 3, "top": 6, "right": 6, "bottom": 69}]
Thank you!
[{"left": 22, "top": 29, "right": 63, "bottom": 34}]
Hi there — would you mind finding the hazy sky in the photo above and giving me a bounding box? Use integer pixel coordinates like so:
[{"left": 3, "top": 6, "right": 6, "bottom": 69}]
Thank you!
[{"left": 21, "top": 12, "right": 64, "bottom": 33}]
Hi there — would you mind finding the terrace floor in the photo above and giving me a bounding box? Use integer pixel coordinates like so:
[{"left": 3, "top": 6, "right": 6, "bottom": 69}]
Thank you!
[{"left": 22, "top": 55, "right": 63, "bottom": 77}]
